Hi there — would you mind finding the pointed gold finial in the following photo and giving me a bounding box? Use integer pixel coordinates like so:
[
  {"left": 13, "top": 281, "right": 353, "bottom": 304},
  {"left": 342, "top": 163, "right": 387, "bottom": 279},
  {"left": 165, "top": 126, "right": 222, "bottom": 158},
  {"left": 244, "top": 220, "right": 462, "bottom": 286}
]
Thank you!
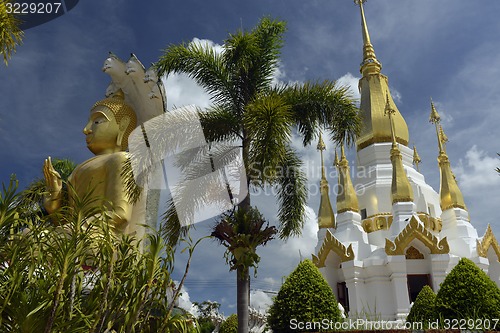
[
  {"left": 334, "top": 148, "right": 339, "bottom": 168},
  {"left": 429, "top": 98, "right": 445, "bottom": 154},
  {"left": 413, "top": 145, "right": 421, "bottom": 172},
  {"left": 354, "top": 0, "right": 382, "bottom": 76},
  {"left": 336, "top": 143, "right": 359, "bottom": 213},
  {"left": 385, "top": 99, "right": 414, "bottom": 204},
  {"left": 354, "top": 1, "right": 410, "bottom": 151},
  {"left": 439, "top": 125, "right": 448, "bottom": 153},
  {"left": 384, "top": 91, "right": 397, "bottom": 147},
  {"left": 317, "top": 133, "right": 327, "bottom": 179},
  {"left": 429, "top": 101, "right": 467, "bottom": 212},
  {"left": 317, "top": 133, "right": 335, "bottom": 228},
  {"left": 317, "top": 132, "right": 326, "bottom": 151},
  {"left": 429, "top": 98, "right": 441, "bottom": 123}
]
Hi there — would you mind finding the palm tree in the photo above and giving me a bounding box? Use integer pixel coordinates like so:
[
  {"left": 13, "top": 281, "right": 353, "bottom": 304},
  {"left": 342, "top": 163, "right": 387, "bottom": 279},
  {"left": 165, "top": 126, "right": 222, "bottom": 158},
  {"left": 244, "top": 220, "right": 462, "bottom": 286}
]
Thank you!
[
  {"left": 156, "top": 17, "right": 360, "bottom": 333},
  {"left": 0, "top": 0, "right": 24, "bottom": 65}
]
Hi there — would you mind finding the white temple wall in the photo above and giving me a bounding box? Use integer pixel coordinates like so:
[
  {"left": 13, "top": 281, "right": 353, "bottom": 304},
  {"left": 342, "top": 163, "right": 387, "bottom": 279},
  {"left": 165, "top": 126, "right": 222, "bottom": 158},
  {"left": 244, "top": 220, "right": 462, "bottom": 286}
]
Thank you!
[
  {"left": 441, "top": 209, "right": 478, "bottom": 257},
  {"left": 324, "top": 254, "right": 341, "bottom": 299},
  {"left": 387, "top": 255, "right": 410, "bottom": 320},
  {"left": 487, "top": 249, "right": 500, "bottom": 288},
  {"left": 362, "top": 265, "right": 396, "bottom": 320}
]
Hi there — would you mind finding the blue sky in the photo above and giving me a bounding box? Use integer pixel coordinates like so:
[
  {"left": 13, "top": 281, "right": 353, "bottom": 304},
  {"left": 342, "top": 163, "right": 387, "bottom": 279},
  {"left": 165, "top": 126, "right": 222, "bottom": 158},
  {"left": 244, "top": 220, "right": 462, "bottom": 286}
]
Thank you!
[{"left": 1, "top": 0, "right": 500, "bottom": 315}]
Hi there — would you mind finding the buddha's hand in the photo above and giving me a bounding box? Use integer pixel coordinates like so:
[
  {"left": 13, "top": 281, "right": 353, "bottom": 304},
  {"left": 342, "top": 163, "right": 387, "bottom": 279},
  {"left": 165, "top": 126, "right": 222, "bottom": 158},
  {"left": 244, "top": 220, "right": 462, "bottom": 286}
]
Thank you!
[{"left": 44, "top": 156, "right": 62, "bottom": 194}]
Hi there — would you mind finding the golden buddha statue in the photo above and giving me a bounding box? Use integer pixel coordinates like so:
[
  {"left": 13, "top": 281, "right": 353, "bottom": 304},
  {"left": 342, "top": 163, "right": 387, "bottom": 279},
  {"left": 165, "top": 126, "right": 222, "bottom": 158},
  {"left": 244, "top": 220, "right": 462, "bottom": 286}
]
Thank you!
[{"left": 43, "top": 90, "right": 142, "bottom": 236}]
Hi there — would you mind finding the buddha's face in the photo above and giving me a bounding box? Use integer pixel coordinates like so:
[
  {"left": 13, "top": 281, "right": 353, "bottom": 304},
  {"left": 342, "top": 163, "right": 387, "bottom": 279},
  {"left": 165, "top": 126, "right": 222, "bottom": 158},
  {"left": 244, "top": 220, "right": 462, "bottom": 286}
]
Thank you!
[{"left": 83, "top": 106, "right": 121, "bottom": 155}]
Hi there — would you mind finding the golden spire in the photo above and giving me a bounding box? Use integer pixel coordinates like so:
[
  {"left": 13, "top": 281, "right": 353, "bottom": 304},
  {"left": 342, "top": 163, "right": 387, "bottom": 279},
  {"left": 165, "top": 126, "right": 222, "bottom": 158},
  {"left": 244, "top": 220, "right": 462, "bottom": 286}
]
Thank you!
[
  {"left": 412, "top": 145, "right": 421, "bottom": 172},
  {"left": 355, "top": 0, "right": 382, "bottom": 76},
  {"left": 317, "top": 133, "right": 327, "bottom": 178},
  {"left": 439, "top": 125, "right": 448, "bottom": 153},
  {"left": 385, "top": 95, "right": 414, "bottom": 204},
  {"left": 429, "top": 100, "right": 467, "bottom": 211},
  {"left": 317, "top": 133, "right": 336, "bottom": 228},
  {"left": 354, "top": 1, "right": 410, "bottom": 150},
  {"left": 336, "top": 144, "right": 359, "bottom": 213}
]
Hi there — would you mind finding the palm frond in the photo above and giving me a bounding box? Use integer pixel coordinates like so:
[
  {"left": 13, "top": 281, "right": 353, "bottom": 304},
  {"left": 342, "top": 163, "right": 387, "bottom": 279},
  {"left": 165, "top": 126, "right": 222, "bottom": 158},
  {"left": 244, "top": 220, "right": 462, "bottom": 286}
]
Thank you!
[
  {"left": 278, "top": 80, "right": 361, "bottom": 146},
  {"left": 0, "top": 0, "right": 24, "bottom": 65},
  {"left": 275, "top": 147, "right": 308, "bottom": 239},
  {"left": 200, "top": 105, "right": 242, "bottom": 142},
  {"left": 121, "top": 157, "right": 143, "bottom": 204},
  {"left": 244, "top": 93, "right": 293, "bottom": 184},
  {"left": 224, "top": 17, "right": 286, "bottom": 109},
  {"left": 156, "top": 42, "right": 234, "bottom": 107},
  {"left": 161, "top": 198, "right": 189, "bottom": 247}
]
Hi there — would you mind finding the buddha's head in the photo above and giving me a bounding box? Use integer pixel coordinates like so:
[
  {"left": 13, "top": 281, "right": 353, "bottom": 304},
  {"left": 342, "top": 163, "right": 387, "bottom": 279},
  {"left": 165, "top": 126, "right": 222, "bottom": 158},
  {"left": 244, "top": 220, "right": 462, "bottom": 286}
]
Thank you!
[{"left": 83, "top": 90, "right": 137, "bottom": 155}]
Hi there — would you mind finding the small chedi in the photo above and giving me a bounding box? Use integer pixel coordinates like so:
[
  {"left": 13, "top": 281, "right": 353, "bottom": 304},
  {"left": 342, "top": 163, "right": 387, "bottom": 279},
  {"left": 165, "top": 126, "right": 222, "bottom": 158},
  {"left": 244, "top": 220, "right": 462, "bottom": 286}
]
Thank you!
[
  {"left": 43, "top": 53, "right": 165, "bottom": 238},
  {"left": 312, "top": 0, "right": 500, "bottom": 320}
]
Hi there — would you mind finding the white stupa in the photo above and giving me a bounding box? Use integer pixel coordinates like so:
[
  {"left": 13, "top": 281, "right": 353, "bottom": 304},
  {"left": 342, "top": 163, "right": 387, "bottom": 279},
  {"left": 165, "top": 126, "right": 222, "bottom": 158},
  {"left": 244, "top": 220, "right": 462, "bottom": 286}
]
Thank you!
[{"left": 312, "top": 0, "right": 500, "bottom": 320}]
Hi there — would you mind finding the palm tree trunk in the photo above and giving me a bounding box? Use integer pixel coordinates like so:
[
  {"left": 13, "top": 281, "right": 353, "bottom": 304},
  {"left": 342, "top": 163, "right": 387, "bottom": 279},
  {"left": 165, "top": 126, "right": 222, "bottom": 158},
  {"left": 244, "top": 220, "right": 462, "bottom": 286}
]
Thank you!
[{"left": 237, "top": 266, "right": 250, "bottom": 333}]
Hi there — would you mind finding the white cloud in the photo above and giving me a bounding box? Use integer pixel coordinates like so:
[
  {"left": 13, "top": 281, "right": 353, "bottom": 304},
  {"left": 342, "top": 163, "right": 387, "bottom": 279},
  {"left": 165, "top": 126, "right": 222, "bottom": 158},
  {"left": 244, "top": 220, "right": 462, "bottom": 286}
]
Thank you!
[
  {"left": 337, "top": 72, "right": 360, "bottom": 103},
  {"left": 162, "top": 37, "right": 224, "bottom": 111},
  {"left": 190, "top": 38, "right": 224, "bottom": 55},
  {"left": 163, "top": 73, "right": 211, "bottom": 111},
  {"left": 250, "top": 290, "right": 273, "bottom": 312},
  {"left": 177, "top": 284, "right": 198, "bottom": 316},
  {"left": 389, "top": 87, "right": 402, "bottom": 104},
  {"left": 454, "top": 145, "right": 500, "bottom": 191},
  {"left": 277, "top": 206, "right": 318, "bottom": 258}
]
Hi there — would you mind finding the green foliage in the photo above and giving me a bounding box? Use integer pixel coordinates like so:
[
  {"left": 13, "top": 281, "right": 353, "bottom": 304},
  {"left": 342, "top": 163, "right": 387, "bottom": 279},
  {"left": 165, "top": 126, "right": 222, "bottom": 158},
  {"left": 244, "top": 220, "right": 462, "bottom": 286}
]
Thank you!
[
  {"left": 435, "top": 257, "right": 500, "bottom": 320},
  {"left": 406, "top": 285, "right": 436, "bottom": 327},
  {"left": 0, "top": 177, "right": 197, "bottom": 332},
  {"left": 193, "top": 300, "right": 219, "bottom": 333},
  {"left": 156, "top": 16, "right": 359, "bottom": 333},
  {"left": 267, "top": 259, "right": 341, "bottom": 333},
  {"left": 212, "top": 207, "right": 277, "bottom": 276},
  {"left": 0, "top": 0, "right": 24, "bottom": 65},
  {"left": 157, "top": 16, "right": 360, "bottom": 246},
  {"left": 219, "top": 314, "right": 238, "bottom": 333}
]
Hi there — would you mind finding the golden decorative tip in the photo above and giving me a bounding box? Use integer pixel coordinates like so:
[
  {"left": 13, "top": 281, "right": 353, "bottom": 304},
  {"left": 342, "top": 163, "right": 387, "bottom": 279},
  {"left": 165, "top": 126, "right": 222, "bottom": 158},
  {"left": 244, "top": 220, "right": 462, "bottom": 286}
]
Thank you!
[
  {"left": 413, "top": 145, "right": 421, "bottom": 172},
  {"left": 430, "top": 104, "right": 467, "bottom": 212},
  {"left": 334, "top": 148, "right": 339, "bottom": 168},
  {"left": 387, "top": 100, "right": 413, "bottom": 204},
  {"left": 354, "top": 1, "right": 410, "bottom": 151},
  {"left": 384, "top": 92, "right": 397, "bottom": 146},
  {"left": 439, "top": 126, "right": 448, "bottom": 146},
  {"left": 340, "top": 144, "right": 346, "bottom": 160},
  {"left": 336, "top": 143, "right": 359, "bottom": 213},
  {"left": 317, "top": 133, "right": 326, "bottom": 151},
  {"left": 429, "top": 99, "right": 441, "bottom": 124},
  {"left": 356, "top": 0, "right": 382, "bottom": 76}
]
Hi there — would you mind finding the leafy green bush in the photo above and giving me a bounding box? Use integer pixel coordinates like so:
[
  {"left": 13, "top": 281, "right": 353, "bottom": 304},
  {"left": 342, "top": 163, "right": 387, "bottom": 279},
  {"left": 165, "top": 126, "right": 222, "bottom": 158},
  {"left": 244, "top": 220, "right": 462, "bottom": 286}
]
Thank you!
[
  {"left": 406, "top": 285, "right": 436, "bottom": 327},
  {"left": 219, "top": 313, "right": 238, "bottom": 333},
  {"left": 0, "top": 178, "right": 198, "bottom": 333},
  {"left": 267, "top": 259, "right": 341, "bottom": 333},
  {"left": 435, "top": 257, "right": 500, "bottom": 320}
]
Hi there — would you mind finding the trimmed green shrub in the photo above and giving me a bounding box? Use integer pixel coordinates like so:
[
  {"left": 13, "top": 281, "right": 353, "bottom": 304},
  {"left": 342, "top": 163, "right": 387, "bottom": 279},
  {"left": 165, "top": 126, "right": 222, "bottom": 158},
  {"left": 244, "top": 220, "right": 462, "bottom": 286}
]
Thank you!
[
  {"left": 406, "top": 285, "right": 436, "bottom": 327},
  {"left": 435, "top": 257, "right": 500, "bottom": 320},
  {"left": 267, "top": 259, "right": 341, "bottom": 333},
  {"left": 219, "top": 314, "right": 238, "bottom": 333}
]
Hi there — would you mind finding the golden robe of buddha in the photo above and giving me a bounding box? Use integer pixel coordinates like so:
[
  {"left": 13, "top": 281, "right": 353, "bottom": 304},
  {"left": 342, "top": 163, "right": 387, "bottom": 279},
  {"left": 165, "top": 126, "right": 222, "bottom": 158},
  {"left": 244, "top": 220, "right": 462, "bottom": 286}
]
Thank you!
[{"left": 43, "top": 92, "right": 142, "bottom": 236}]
